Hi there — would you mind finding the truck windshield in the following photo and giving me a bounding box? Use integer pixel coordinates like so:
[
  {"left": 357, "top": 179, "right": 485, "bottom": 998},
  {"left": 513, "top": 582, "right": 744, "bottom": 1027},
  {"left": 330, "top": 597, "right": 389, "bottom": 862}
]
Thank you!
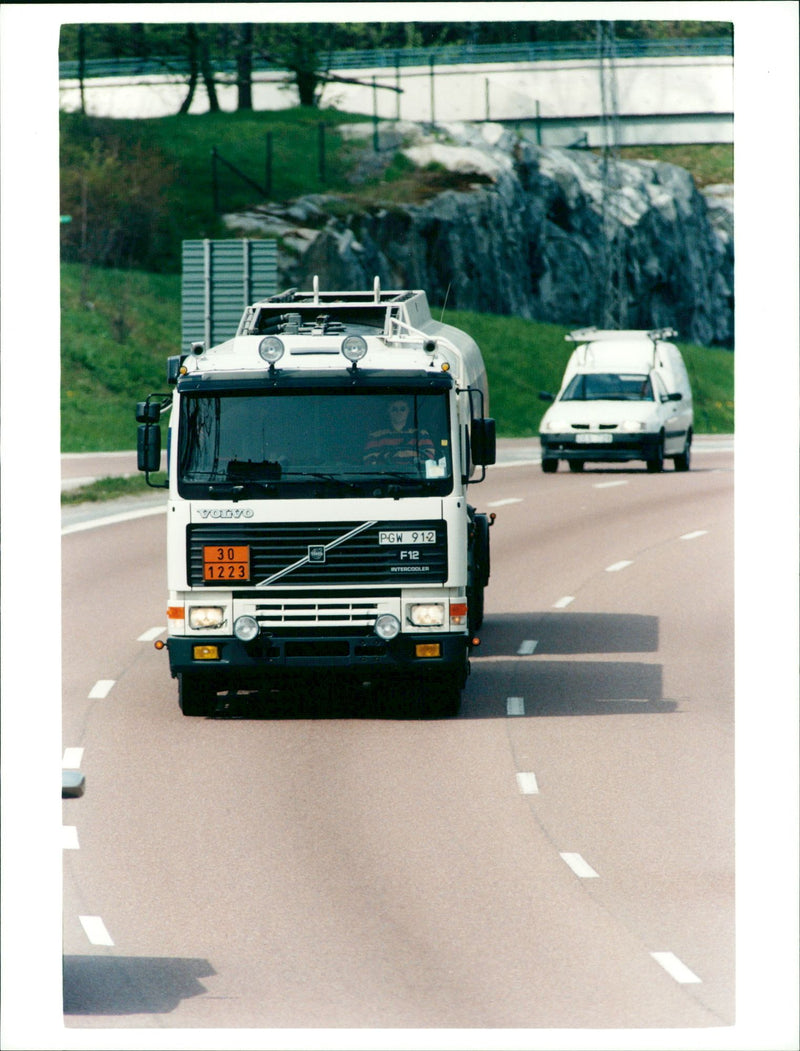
[
  {"left": 561, "top": 373, "right": 654, "bottom": 401},
  {"left": 178, "top": 389, "right": 453, "bottom": 499}
]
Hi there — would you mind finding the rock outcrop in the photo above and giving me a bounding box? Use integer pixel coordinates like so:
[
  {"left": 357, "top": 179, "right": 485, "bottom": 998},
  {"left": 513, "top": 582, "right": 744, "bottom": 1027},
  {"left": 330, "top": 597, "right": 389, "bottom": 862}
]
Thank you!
[{"left": 224, "top": 122, "right": 733, "bottom": 347}]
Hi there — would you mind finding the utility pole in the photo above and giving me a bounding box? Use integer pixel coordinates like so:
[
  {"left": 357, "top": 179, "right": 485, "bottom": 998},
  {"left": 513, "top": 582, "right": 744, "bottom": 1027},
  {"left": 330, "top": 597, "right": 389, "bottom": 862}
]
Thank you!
[{"left": 597, "top": 20, "right": 626, "bottom": 329}]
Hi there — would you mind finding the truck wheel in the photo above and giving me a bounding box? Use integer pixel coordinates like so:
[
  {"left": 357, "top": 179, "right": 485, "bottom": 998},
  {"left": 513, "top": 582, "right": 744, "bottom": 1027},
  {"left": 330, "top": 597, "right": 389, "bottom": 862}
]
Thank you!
[
  {"left": 467, "top": 585, "right": 485, "bottom": 634},
  {"left": 673, "top": 432, "right": 692, "bottom": 471},
  {"left": 424, "top": 678, "right": 462, "bottom": 718},
  {"left": 178, "top": 673, "right": 216, "bottom": 717},
  {"left": 541, "top": 458, "right": 558, "bottom": 473},
  {"left": 646, "top": 436, "right": 664, "bottom": 473}
]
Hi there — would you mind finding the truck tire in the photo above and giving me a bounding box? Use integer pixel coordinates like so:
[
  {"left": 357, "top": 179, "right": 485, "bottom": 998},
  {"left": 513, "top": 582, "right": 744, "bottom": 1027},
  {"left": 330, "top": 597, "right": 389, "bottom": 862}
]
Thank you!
[
  {"left": 178, "top": 673, "right": 216, "bottom": 717},
  {"left": 542, "top": 458, "right": 558, "bottom": 473}
]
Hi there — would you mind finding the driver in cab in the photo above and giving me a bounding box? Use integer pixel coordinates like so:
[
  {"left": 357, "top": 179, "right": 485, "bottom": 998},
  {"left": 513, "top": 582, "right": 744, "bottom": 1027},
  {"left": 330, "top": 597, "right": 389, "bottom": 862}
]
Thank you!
[{"left": 364, "top": 398, "right": 435, "bottom": 466}]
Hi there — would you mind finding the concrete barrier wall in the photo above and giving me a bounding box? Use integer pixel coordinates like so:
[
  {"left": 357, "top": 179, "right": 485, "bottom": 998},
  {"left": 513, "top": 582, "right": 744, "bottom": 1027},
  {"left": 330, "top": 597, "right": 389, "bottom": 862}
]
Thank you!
[{"left": 60, "top": 54, "right": 733, "bottom": 146}]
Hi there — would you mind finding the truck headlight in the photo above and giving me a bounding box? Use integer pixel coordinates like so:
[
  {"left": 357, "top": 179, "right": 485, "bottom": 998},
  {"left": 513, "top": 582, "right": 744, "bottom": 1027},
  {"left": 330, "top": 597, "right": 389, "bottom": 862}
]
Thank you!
[
  {"left": 259, "top": 336, "right": 284, "bottom": 363},
  {"left": 407, "top": 603, "right": 445, "bottom": 627},
  {"left": 374, "top": 613, "right": 400, "bottom": 640},
  {"left": 188, "top": 606, "right": 225, "bottom": 629},
  {"left": 234, "top": 615, "right": 259, "bottom": 642},
  {"left": 341, "top": 335, "right": 367, "bottom": 363}
]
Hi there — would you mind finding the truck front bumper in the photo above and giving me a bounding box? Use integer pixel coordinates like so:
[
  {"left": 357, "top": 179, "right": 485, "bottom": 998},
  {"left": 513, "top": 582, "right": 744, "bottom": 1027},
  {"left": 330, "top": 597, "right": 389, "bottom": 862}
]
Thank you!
[
  {"left": 540, "top": 432, "right": 661, "bottom": 463},
  {"left": 167, "top": 630, "right": 470, "bottom": 686}
]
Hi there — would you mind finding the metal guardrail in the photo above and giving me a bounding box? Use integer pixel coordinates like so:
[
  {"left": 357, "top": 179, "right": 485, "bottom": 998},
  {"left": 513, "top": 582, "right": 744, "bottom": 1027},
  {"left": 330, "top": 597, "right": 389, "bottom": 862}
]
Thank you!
[{"left": 59, "top": 37, "right": 732, "bottom": 81}]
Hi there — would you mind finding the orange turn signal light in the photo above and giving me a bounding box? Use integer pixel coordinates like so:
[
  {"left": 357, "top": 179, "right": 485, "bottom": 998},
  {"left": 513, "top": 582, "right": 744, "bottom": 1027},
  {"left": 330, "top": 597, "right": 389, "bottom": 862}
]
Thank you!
[
  {"left": 167, "top": 606, "right": 184, "bottom": 620},
  {"left": 415, "top": 643, "right": 441, "bottom": 659},
  {"left": 193, "top": 645, "right": 219, "bottom": 660}
]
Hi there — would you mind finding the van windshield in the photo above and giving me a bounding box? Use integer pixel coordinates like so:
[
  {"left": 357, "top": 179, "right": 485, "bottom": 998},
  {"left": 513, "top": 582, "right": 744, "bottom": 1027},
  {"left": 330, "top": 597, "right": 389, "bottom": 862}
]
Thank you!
[
  {"left": 177, "top": 388, "right": 453, "bottom": 499},
  {"left": 561, "top": 373, "right": 654, "bottom": 402}
]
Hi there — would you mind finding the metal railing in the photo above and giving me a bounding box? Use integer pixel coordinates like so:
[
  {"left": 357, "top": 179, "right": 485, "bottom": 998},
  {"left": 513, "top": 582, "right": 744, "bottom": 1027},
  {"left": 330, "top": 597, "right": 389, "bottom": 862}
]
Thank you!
[{"left": 59, "top": 36, "right": 732, "bottom": 81}]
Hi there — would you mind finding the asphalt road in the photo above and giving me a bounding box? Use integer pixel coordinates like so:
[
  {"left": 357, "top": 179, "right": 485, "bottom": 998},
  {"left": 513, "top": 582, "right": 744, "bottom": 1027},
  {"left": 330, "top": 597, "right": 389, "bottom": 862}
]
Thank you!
[{"left": 54, "top": 440, "right": 745, "bottom": 1042}]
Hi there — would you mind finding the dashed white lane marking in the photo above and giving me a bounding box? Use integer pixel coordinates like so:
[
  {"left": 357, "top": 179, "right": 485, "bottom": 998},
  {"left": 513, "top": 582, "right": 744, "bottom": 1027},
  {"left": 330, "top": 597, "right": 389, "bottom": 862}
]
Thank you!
[
  {"left": 516, "top": 772, "right": 540, "bottom": 795},
  {"left": 63, "top": 826, "right": 80, "bottom": 850},
  {"left": 138, "top": 626, "right": 166, "bottom": 642},
  {"left": 560, "top": 852, "right": 599, "bottom": 878},
  {"left": 553, "top": 595, "right": 575, "bottom": 609},
  {"left": 594, "top": 480, "right": 629, "bottom": 489},
  {"left": 62, "top": 747, "right": 84, "bottom": 769},
  {"left": 506, "top": 696, "right": 525, "bottom": 716},
  {"left": 88, "top": 680, "right": 115, "bottom": 699},
  {"left": 651, "top": 951, "right": 702, "bottom": 984},
  {"left": 606, "top": 560, "right": 634, "bottom": 572},
  {"left": 516, "top": 639, "right": 538, "bottom": 655},
  {"left": 79, "top": 916, "right": 114, "bottom": 946},
  {"left": 487, "top": 497, "right": 523, "bottom": 508},
  {"left": 680, "top": 530, "right": 708, "bottom": 541}
]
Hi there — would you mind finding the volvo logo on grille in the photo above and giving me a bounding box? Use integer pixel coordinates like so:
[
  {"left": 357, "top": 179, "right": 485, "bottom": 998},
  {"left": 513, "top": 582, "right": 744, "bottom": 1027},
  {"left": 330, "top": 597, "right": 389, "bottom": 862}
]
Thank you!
[
  {"left": 308, "top": 545, "right": 326, "bottom": 563},
  {"left": 197, "top": 508, "right": 254, "bottom": 519}
]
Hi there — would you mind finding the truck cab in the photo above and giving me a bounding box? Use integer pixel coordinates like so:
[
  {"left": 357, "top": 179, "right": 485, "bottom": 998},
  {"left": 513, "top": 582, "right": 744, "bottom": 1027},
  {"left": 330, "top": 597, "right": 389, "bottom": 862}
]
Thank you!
[
  {"left": 538, "top": 328, "right": 693, "bottom": 473},
  {"left": 137, "top": 279, "right": 495, "bottom": 717}
]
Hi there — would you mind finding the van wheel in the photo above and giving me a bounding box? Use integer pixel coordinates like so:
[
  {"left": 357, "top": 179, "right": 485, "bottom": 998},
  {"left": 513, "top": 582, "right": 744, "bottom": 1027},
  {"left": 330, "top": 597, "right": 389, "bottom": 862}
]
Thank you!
[
  {"left": 674, "top": 432, "right": 692, "bottom": 471},
  {"left": 178, "top": 673, "right": 216, "bottom": 717},
  {"left": 542, "top": 458, "right": 558, "bottom": 473},
  {"left": 568, "top": 460, "right": 585, "bottom": 472},
  {"left": 646, "top": 437, "right": 664, "bottom": 473}
]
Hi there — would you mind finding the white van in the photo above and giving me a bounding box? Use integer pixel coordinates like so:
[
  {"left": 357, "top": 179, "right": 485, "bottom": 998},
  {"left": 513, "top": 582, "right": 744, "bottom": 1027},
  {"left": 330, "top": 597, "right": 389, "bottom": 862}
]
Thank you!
[{"left": 538, "top": 328, "right": 694, "bottom": 473}]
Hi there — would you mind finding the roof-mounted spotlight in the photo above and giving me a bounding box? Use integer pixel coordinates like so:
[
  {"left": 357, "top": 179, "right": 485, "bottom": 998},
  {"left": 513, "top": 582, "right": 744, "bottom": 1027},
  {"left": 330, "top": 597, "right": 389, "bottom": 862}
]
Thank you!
[
  {"left": 424, "top": 339, "right": 437, "bottom": 353},
  {"left": 259, "top": 335, "right": 285, "bottom": 371},
  {"left": 341, "top": 334, "right": 367, "bottom": 369}
]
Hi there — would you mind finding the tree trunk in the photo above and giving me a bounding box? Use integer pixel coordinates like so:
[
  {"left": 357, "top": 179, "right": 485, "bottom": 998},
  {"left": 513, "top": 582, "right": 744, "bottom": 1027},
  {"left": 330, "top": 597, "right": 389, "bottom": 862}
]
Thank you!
[
  {"left": 178, "top": 24, "right": 199, "bottom": 115},
  {"left": 198, "top": 24, "right": 220, "bottom": 112},
  {"left": 237, "top": 24, "right": 254, "bottom": 110}
]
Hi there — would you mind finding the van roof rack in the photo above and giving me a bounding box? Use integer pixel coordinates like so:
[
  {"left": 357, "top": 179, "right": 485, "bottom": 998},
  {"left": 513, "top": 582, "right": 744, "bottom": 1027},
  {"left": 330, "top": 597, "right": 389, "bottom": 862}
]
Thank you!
[{"left": 566, "top": 327, "right": 678, "bottom": 344}]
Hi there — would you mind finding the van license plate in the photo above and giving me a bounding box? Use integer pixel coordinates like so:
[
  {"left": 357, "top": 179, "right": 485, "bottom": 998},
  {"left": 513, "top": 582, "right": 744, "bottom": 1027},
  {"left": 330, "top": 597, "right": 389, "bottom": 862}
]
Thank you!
[{"left": 575, "top": 433, "right": 613, "bottom": 444}]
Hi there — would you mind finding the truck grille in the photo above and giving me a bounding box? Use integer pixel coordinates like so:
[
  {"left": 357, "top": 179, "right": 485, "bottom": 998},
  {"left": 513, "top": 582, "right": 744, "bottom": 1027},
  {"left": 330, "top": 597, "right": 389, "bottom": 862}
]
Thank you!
[{"left": 187, "top": 520, "right": 448, "bottom": 587}]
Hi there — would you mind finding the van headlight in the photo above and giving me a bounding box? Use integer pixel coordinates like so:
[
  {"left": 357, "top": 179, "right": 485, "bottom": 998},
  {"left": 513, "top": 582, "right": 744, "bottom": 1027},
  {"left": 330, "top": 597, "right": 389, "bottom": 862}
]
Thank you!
[
  {"left": 542, "top": 418, "right": 562, "bottom": 432},
  {"left": 407, "top": 603, "right": 445, "bottom": 627},
  {"left": 189, "top": 606, "right": 225, "bottom": 629},
  {"left": 620, "top": 420, "right": 646, "bottom": 432}
]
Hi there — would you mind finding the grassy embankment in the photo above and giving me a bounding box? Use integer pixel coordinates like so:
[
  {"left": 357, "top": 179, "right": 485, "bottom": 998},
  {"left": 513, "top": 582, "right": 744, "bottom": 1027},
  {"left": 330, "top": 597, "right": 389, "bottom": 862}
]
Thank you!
[{"left": 61, "top": 109, "right": 733, "bottom": 502}]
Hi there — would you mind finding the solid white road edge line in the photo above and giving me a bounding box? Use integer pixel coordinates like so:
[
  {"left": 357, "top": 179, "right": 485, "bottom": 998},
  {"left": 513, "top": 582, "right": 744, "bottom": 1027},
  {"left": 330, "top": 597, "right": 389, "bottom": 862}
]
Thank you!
[
  {"left": 506, "top": 696, "right": 525, "bottom": 716},
  {"left": 88, "top": 680, "right": 115, "bottom": 699},
  {"left": 487, "top": 497, "right": 523, "bottom": 507},
  {"left": 79, "top": 916, "right": 115, "bottom": 947},
  {"left": 62, "top": 503, "right": 167, "bottom": 536},
  {"left": 650, "top": 951, "right": 702, "bottom": 984},
  {"left": 559, "top": 852, "right": 599, "bottom": 878},
  {"left": 516, "top": 772, "right": 539, "bottom": 794},
  {"left": 62, "top": 747, "right": 84, "bottom": 768}
]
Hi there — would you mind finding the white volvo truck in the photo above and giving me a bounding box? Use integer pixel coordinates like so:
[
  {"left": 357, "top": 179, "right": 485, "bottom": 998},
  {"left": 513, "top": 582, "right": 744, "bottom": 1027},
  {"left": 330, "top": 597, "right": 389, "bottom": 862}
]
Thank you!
[{"left": 137, "top": 279, "right": 496, "bottom": 717}]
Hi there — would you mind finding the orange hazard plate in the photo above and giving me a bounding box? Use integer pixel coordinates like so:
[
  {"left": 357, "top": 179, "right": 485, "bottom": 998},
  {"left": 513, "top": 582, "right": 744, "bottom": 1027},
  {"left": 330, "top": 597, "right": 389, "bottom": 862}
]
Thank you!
[{"left": 203, "top": 545, "right": 251, "bottom": 582}]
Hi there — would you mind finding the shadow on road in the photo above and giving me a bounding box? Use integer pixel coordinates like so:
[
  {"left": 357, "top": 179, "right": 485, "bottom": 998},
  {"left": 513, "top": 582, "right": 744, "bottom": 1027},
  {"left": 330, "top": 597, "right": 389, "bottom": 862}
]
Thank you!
[{"left": 63, "top": 954, "right": 215, "bottom": 1017}]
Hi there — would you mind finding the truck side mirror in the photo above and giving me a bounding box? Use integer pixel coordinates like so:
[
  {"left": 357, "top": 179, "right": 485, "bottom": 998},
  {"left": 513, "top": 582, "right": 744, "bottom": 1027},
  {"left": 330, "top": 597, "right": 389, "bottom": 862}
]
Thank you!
[
  {"left": 471, "top": 418, "right": 496, "bottom": 466},
  {"left": 137, "top": 423, "right": 162, "bottom": 473}
]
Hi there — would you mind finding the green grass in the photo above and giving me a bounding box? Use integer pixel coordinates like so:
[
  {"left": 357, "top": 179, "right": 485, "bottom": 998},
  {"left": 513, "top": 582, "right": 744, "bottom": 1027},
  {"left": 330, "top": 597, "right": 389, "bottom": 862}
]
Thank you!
[
  {"left": 61, "top": 474, "right": 166, "bottom": 504},
  {"left": 61, "top": 262, "right": 734, "bottom": 462}
]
